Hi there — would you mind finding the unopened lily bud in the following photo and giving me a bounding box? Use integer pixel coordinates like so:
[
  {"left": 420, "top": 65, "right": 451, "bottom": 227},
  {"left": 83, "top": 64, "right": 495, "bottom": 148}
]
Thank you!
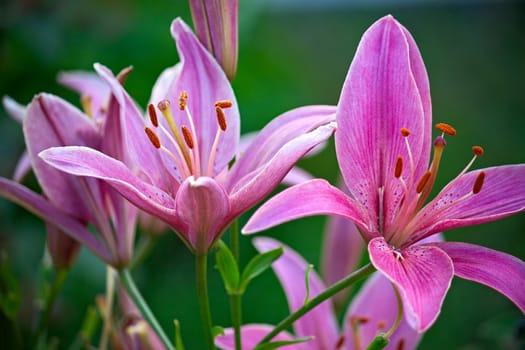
[{"left": 189, "top": 0, "right": 238, "bottom": 80}]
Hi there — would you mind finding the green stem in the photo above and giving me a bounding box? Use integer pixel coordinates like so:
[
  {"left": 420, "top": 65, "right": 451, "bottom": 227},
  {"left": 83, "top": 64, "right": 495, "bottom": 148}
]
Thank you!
[
  {"left": 119, "top": 269, "right": 174, "bottom": 350},
  {"left": 384, "top": 283, "right": 403, "bottom": 338},
  {"left": 196, "top": 254, "right": 214, "bottom": 350},
  {"left": 230, "top": 219, "right": 239, "bottom": 263},
  {"left": 229, "top": 294, "right": 242, "bottom": 350},
  {"left": 258, "top": 263, "right": 376, "bottom": 346},
  {"left": 35, "top": 268, "right": 68, "bottom": 346}
]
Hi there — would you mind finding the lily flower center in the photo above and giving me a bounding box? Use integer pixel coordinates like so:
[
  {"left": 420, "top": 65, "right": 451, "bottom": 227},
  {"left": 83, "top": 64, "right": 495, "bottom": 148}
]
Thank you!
[
  {"left": 144, "top": 91, "right": 232, "bottom": 179},
  {"left": 385, "top": 123, "right": 486, "bottom": 246}
]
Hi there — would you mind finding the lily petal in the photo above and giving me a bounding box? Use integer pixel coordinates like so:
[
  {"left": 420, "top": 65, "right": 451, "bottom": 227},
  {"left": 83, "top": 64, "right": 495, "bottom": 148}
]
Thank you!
[
  {"left": 231, "top": 122, "right": 337, "bottom": 221},
  {"left": 13, "top": 150, "right": 31, "bottom": 182},
  {"left": 321, "top": 216, "right": 364, "bottom": 308},
  {"left": 253, "top": 237, "right": 339, "bottom": 348},
  {"left": 57, "top": 70, "right": 110, "bottom": 118},
  {"left": 344, "top": 273, "right": 422, "bottom": 350},
  {"left": 175, "top": 176, "right": 229, "bottom": 253},
  {"left": 336, "top": 15, "right": 429, "bottom": 228},
  {"left": 0, "top": 178, "right": 111, "bottom": 263},
  {"left": 94, "top": 63, "right": 170, "bottom": 190},
  {"left": 227, "top": 105, "right": 335, "bottom": 190},
  {"left": 432, "top": 242, "right": 525, "bottom": 313},
  {"left": 215, "top": 324, "right": 299, "bottom": 350},
  {"left": 24, "top": 93, "right": 100, "bottom": 221},
  {"left": 160, "top": 18, "right": 239, "bottom": 176},
  {"left": 368, "top": 237, "right": 453, "bottom": 332},
  {"left": 412, "top": 165, "right": 525, "bottom": 242},
  {"left": 243, "top": 179, "right": 368, "bottom": 237},
  {"left": 3, "top": 95, "right": 26, "bottom": 124},
  {"left": 39, "top": 146, "right": 177, "bottom": 226}
]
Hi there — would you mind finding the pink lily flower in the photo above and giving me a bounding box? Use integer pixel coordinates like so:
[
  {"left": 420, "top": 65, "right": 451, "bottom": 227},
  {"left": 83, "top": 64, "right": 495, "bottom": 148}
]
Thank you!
[
  {"left": 215, "top": 237, "right": 421, "bottom": 350},
  {"left": 244, "top": 15, "right": 525, "bottom": 332},
  {"left": 39, "top": 18, "right": 336, "bottom": 255},
  {"left": 0, "top": 67, "right": 139, "bottom": 267}
]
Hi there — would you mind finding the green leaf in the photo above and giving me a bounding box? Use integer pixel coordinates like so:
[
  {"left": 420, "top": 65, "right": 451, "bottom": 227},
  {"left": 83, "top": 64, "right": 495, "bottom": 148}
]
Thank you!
[
  {"left": 365, "top": 333, "right": 390, "bottom": 350},
  {"left": 239, "top": 247, "right": 283, "bottom": 293},
  {"left": 173, "top": 319, "right": 186, "bottom": 350},
  {"left": 215, "top": 241, "right": 240, "bottom": 294},
  {"left": 253, "top": 336, "right": 313, "bottom": 350}
]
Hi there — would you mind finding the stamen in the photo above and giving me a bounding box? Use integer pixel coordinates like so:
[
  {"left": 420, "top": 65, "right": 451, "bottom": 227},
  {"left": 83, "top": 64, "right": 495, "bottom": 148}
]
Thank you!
[
  {"left": 377, "top": 320, "right": 386, "bottom": 329},
  {"left": 395, "top": 156, "right": 403, "bottom": 178},
  {"left": 435, "top": 123, "right": 456, "bottom": 136},
  {"left": 179, "top": 91, "right": 188, "bottom": 111},
  {"left": 472, "top": 171, "right": 485, "bottom": 194},
  {"left": 148, "top": 103, "right": 158, "bottom": 127},
  {"left": 216, "top": 107, "right": 227, "bottom": 131},
  {"left": 472, "top": 146, "right": 484, "bottom": 157},
  {"left": 158, "top": 99, "right": 193, "bottom": 173},
  {"left": 335, "top": 335, "right": 345, "bottom": 349},
  {"left": 416, "top": 171, "right": 432, "bottom": 193},
  {"left": 400, "top": 128, "right": 411, "bottom": 137},
  {"left": 350, "top": 316, "right": 369, "bottom": 325},
  {"left": 145, "top": 127, "right": 161, "bottom": 149},
  {"left": 214, "top": 100, "right": 233, "bottom": 108},
  {"left": 181, "top": 125, "right": 194, "bottom": 149},
  {"left": 396, "top": 338, "right": 405, "bottom": 350},
  {"left": 80, "top": 95, "right": 93, "bottom": 118}
]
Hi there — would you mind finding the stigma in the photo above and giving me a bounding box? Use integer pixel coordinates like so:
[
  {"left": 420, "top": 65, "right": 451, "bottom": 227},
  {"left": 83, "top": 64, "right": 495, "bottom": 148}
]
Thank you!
[{"left": 144, "top": 91, "right": 233, "bottom": 179}]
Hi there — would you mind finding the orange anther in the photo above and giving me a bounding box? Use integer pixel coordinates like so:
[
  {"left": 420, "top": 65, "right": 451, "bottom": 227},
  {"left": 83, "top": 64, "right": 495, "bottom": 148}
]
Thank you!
[
  {"left": 472, "top": 146, "right": 484, "bottom": 157},
  {"left": 416, "top": 171, "right": 432, "bottom": 193},
  {"left": 435, "top": 123, "right": 456, "bottom": 136},
  {"left": 214, "top": 100, "right": 233, "bottom": 109},
  {"left": 148, "top": 103, "right": 158, "bottom": 127},
  {"left": 395, "top": 156, "right": 403, "bottom": 178},
  {"left": 216, "top": 107, "right": 227, "bottom": 131},
  {"left": 335, "top": 335, "right": 345, "bottom": 348},
  {"left": 145, "top": 127, "right": 161, "bottom": 149},
  {"left": 472, "top": 171, "right": 485, "bottom": 194},
  {"left": 181, "top": 125, "right": 194, "bottom": 149},
  {"left": 396, "top": 338, "right": 406, "bottom": 350},
  {"left": 400, "top": 128, "right": 411, "bottom": 137}
]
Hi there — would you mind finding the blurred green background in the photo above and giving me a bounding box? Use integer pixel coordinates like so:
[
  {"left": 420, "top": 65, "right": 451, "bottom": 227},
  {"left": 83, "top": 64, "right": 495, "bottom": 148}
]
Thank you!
[{"left": 1, "top": 0, "right": 524, "bottom": 349}]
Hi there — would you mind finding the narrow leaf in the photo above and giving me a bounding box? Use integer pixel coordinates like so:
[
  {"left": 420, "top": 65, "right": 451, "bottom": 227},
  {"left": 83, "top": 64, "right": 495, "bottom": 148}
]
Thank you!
[
  {"left": 239, "top": 247, "right": 283, "bottom": 293},
  {"left": 215, "top": 241, "right": 240, "bottom": 294},
  {"left": 173, "top": 319, "right": 186, "bottom": 350}
]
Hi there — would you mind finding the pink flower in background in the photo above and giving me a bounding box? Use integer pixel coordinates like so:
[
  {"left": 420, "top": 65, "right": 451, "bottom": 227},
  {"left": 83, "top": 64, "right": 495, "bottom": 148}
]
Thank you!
[
  {"left": 0, "top": 68, "right": 139, "bottom": 267},
  {"left": 216, "top": 237, "right": 421, "bottom": 350},
  {"left": 40, "top": 18, "right": 336, "bottom": 254},
  {"left": 244, "top": 15, "right": 525, "bottom": 332}
]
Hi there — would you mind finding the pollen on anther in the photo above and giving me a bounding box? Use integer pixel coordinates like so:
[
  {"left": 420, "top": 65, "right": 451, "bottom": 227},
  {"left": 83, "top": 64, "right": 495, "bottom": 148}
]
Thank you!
[
  {"left": 179, "top": 91, "right": 188, "bottom": 110},
  {"left": 395, "top": 156, "right": 403, "bottom": 178},
  {"left": 435, "top": 123, "right": 457, "bottom": 136},
  {"left": 377, "top": 320, "right": 386, "bottom": 329},
  {"left": 145, "top": 127, "right": 161, "bottom": 149},
  {"left": 148, "top": 103, "right": 158, "bottom": 127},
  {"left": 472, "top": 146, "right": 484, "bottom": 157},
  {"left": 396, "top": 338, "right": 406, "bottom": 350},
  {"left": 216, "top": 107, "right": 227, "bottom": 131},
  {"left": 214, "top": 100, "right": 233, "bottom": 109},
  {"left": 472, "top": 171, "right": 486, "bottom": 194},
  {"left": 181, "top": 125, "right": 194, "bottom": 149},
  {"left": 416, "top": 171, "right": 432, "bottom": 193},
  {"left": 400, "top": 128, "right": 411, "bottom": 137},
  {"left": 350, "top": 316, "right": 369, "bottom": 326}
]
